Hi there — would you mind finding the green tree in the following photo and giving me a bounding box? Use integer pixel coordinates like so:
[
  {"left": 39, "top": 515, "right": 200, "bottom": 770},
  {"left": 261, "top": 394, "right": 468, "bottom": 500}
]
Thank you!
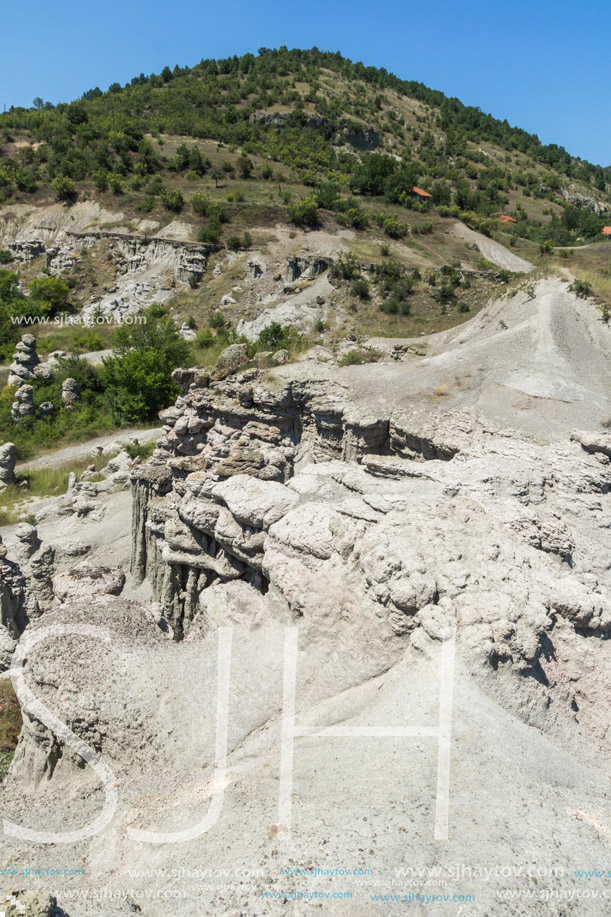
[
  {"left": 28, "top": 276, "right": 70, "bottom": 313},
  {"left": 100, "top": 305, "right": 190, "bottom": 424}
]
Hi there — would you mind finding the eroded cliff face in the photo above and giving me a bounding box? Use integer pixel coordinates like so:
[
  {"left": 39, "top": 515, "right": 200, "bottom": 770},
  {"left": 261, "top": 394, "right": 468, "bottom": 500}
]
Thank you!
[
  {"left": 130, "top": 370, "right": 467, "bottom": 638},
  {"left": 127, "top": 365, "right": 611, "bottom": 765}
]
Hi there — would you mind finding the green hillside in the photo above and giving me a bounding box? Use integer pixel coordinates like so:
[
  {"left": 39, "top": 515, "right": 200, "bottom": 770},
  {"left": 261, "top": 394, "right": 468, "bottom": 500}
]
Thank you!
[{"left": 1, "top": 46, "right": 610, "bottom": 248}]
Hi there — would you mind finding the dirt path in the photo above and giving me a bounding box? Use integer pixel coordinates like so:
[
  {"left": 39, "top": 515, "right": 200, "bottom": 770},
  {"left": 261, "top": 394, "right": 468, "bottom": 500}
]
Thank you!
[
  {"left": 453, "top": 223, "right": 533, "bottom": 272},
  {"left": 16, "top": 427, "right": 163, "bottom": 471}
]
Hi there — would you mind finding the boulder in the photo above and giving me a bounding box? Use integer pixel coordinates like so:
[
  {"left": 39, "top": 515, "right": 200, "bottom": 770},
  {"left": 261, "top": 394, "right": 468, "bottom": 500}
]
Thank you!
[
  {"left": 271, "top": 348, "right": 289, "bottom": 365},
  {"left": 211, "top": 343, "right": 249, "bottom": 381}
]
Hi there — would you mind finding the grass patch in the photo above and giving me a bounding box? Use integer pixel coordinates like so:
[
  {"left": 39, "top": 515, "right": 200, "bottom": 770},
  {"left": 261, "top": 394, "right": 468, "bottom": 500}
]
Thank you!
[
  {"left": 125, "top": 440, "right": 156, "bottom": 461},
  {"left": 0, "top": 680, "right": 22, "bottom": 781}
]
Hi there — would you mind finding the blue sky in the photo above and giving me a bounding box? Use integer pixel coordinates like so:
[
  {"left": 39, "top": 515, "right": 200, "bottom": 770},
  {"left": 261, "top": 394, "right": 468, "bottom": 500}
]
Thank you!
[{"left": 2, "top": 0, "right": 609, "bottom": 165}]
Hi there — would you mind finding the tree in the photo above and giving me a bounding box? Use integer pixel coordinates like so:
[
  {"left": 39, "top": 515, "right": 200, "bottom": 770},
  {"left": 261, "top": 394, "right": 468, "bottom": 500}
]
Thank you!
[
  {"left": 237, "top": 155, "right": 254, "bottom": 179},
  {"left": 28, "top": 276, "right": 70, "bottom": 312},
  {"left": 100, "top": 305, "right": 190, "bottom": 424},
  {"left": 211, "top": 169, "right": 224, "bottom": 188}
]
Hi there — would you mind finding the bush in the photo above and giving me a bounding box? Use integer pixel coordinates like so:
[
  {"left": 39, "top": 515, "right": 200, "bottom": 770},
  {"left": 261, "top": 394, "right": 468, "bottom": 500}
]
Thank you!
[
  {"left": 350, "top": 278, "right": 370, "bottom": 300},
  {"left": 196, "top": 327, "right": 215, "bottom": 348},
  {"left": 569, "top": 279, "right": 593, "bottom": 299},
  {"left": 160, "top": 188, "right": 184, "bottom": 212},
  {"left": 329, "top": 252, "right": 358, "bottom": 282},
  {"left": 108, "top": 174, "right": 125, "bottom": 194},
  {"left": 52, "top": 175, "right": 76, "bottom": 201},
  {"left": 382, "top": 215, "right": 407, "bottom": 238},
  {"left": 288, "top": 196, "right": 319, "bottom": 227},
  {"left": 198, "top": 224, "right": 220, "bottom": 244},
  {"left": 191, "top": 192, "right": 211, "bottom": 215},
  {"left": 92, "top": 170, "right": 109, "bottom": 191}
]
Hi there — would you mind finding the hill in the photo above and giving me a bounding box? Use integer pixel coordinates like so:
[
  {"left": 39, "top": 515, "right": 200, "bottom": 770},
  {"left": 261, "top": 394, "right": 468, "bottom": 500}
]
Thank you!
[{"left": 0, "top": 47, "right": 610, "bottom": 459}]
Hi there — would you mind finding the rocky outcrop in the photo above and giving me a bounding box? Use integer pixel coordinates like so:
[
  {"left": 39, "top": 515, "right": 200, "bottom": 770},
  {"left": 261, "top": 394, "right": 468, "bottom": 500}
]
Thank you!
[
  {"left": 284, "top": 254, "right": 330, "bottom": 283},
  {"left": 7, "top": 334, "right": 39, "bottom": 387},
  {"left": 78, "top": 232, "right": 212, "bottom": 320},
  {"left": 248, "top": 111, "right": 379, "bottom": 150},
  {"left": 249, "top": 110, "right": 327, "bottom": 130},
  {"left": 7, "top": 239, "right": 45, "bottom": 262},
  {"left": 130, "top": 370, "right": 469, "bottom": 634},
  {"left": 337, "top": 119, "right": 379, "bottom": 150},
  {"left": 126, "top": 360, "right": 611, "bottom": 765}
]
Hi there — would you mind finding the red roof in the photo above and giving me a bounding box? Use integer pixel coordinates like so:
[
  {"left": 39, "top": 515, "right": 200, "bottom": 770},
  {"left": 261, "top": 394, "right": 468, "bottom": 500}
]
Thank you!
[
  {"left": 498, "top": 214, "right": 516, "bottom": 223},
  {"left": 603, "top": 227, "right": 611, "bottom": 235},
  {"left": 412, "top": 186, "right": 432, "bottom": 198}
]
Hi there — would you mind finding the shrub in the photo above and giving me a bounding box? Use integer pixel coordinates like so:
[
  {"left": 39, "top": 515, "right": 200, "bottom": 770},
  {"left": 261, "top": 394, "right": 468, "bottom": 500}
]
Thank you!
[
  {"left": 569, "top": 279, "right": 593, "bottom": 299},
  {"left": 92, "top": 170, "right": 109, "bottom": 191},
  {"left": 191, "top": 192, "right": 211, "bottom": 215},
  {"left": 52, "top": 175, "right": 76, "bottom": 201},
  {"left": 329, "top": 252, "right": 358, "bottom": 282},
  {"left": 196, "top": 327, "right": 215, "bottom": 347},
  {"left": 108, "top": 174, "right": 125, "bottom": 194},
  {"left": 198, "top": 225, "right": 220, "bottom": 244},
  {"left": 160, "top": 188, "right": 184, "bottom": 212},
  {"left": 339, "top": 351, "right": 366, "bottom": 366},
  {"left": 382, "top": 215, "right": 407, "bottom": 238},
  {"left": 288, "top": 196, "right": 319, "bottom": 227},
  {"left": 0, "top": 251, "right": 12, "bottom": 264},
  {"left": 350, "top": 278, "right": 370, "bottom": 300},
  {"left": 380, "top": 243, "right": 390, "bottom": 257}
]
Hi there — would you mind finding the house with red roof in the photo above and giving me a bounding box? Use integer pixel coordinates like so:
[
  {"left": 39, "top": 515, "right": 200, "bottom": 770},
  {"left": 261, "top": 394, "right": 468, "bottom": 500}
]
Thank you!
[
  {"left": 410, "top": 186, "right": 432, "bottom": 204},
  {"left": 498, "top": 214, "right": 516, "bottom": 224},
  {"left": 603, "top": 226, "right": 611, "bottom": 237}
]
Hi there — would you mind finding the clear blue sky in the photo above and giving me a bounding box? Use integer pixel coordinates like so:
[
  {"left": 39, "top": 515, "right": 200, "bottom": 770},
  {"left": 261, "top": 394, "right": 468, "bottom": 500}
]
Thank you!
[{"left": 2, "top": 0, "right": 610, "bottom": 166}]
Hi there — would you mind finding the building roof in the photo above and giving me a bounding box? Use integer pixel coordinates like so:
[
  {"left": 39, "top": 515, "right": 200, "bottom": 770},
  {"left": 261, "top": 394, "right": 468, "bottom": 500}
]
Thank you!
[
  {"left": 498, "top": 214, "right": 517, "bottom": 223},
  {"left": 412, "top": 186, "right": 432, "bottom": 198},
  {"left": 603, "top": 227, "right": 611, "bottom": 235}
]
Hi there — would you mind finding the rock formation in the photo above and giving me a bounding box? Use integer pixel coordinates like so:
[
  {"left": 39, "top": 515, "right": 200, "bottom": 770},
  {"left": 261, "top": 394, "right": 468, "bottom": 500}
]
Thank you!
[
  {"left": 7, "top": 334, "right": 39, "bottom": 387},
  {"left": 61, "top": 377, "right": 79, "bottom": 409},
  {"left": 4, "top": 278, "right": 611, "bottom": 913},
  {"left": 10, "top": 384, "right": 35, "bottom": 422},
  {"left": 0, "top": 536, "right": 40, "bottom": 669},
  {"left": 0, "top": 441, "right": 16, "bottom": 489}
]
